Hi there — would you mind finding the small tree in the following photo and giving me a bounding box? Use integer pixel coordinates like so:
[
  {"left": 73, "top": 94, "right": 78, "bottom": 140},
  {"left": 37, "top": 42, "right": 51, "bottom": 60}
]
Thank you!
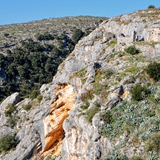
[
  {"left": 4, "top": 33, "right": 9, "bottom": 37},
  {"left": 131, "top": 84, "right": 148, "bottom": 101},
  {"left": 124, "top": 45, "right": 140, "bottom": 55},
  {"left": 86, "top": 103, "right": 100, "bottom": 123},
  {"left": 72, "top": 28, "right": 84, "bottom": 44},
  {"left": 0, "top": 134, "right": 16, "bottom": 153},
  {"left": 146, "top": 61, "right": 160, "bottom": 81},
  {"left": 148, "top": 5, "right": 155, "bottom": 9},
  {"left": 145, "top": 132, "right": 160, "bottom": 153},
  {"left": 100, "top": 111, "right": 113, "bottom": 124}
]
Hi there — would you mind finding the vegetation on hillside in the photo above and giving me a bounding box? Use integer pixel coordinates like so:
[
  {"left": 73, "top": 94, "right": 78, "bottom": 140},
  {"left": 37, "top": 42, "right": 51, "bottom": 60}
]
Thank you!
[
  {"left": 0, "top": 16, "right": 106, "bottom": 102},
  {"left": 1, "top": 10, "right": 160, "bottom": 159},
  {"left": 124, "top": 45, "right": 140, "bottom": 55},
  {"left": 0, "top": 134, "right": 17, "bottom": 153},
  {"left": 74, "top": 41, "right": 160, "bottom": 159},
  {"left": 146, "top": 61, "right": 160, "bottom": 82}
]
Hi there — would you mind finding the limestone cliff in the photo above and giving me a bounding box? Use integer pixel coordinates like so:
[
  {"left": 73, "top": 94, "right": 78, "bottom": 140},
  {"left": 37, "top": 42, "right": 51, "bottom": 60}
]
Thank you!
[
  {"left": 0, "top": 8, "right": 160, "bottom": 160},
  {"left": 51, "top": 8, "right": 160, "bottom": 159},
  {"left": 43, "top": 83, "right": 77, "bottom": 155}
]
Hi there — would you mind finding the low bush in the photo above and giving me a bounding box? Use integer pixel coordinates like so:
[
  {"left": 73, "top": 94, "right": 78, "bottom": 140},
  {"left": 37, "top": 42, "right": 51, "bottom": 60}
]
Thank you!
[
  {"left": 108, "top": 41, "right": 117, "bottom": 47},
  {"left": 124, "top": 45, "right": 140, "bottom": 55},
  {"left": 105, "top": 69, "right": 114, "bottom": 79},
  {"left": 145, "top": 132, "right": 160, "bottom": 154},
  {"left": 36, "top": 32, "right": 54, "bottom": 41},
  {"left": 23, "top": 104, "right": 32, "bottom": 111},
  {"left": 92, "top": 82, "right": 103, "bottom": 95},
  {"left": 4, "top": 33, "right": 9, "bottom": 37},
  {"left": 29, "top": 89, "right": 40, "bottom": 100},
  {"left": 72, "top": 28, "right": 84, "bottom": 43},
  {"left": 146, "top": 61, "right": 160, "bottom": 81},
  {"left": 80, "top": 89, "right": 94, "bottom": 102},
  {"left": 0, "top": 134, "right": 16, "bottom": 153},
  {"left": 4, "top": 104, "right": 16, "bottom": 117},
  {"left": 75, "top": 68, "right": 86, "bottom": 78},
  {"left": 131, "top": 84, "right": 148, "bottom": 101},
  {"left": 100, "top": 111, "right": 113, "bottom": 124},
  {"left": 45, "top": 156, "right": 53, "bottom": 160},
  {"left": 86, "top": 103, "right": 100, "bottom": 123},
  {"left": 81, "top": 101, "right": 90, "bottom": 110},
  {"left": 6, "top": 116, "right": 17, "bottom": 128},
  {"left": 130, "top": 156, "right": 143, "bottom": 160},
  {"left": 37, "top": 94, "right": 43, "bottom": 103},
  {"left": 106, "top": 151, "right": 128, "bottom": 160},
  {"left": 147, "top": 5, "right": 155, "bottom": 9}
]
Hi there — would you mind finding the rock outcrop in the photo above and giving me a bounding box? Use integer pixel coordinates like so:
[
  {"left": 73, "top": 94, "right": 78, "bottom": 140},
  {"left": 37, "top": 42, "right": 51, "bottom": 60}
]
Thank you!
[
  {"left": 43, "top": 83, "right": 77, "bottom": 156},
  {"left": 52, "top": 8, "right": 160, "bottom": 159},
  {"left": 61, "top": 107, "right": 111, "bottom": 160}
]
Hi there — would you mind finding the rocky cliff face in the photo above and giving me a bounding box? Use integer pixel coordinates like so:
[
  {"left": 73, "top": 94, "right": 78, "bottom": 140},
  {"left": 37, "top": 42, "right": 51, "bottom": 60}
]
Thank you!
[
  {"left": 43, "top": 83, "right": 77, "bottom": 156},
  {"left": 0, "top": 8, "right": 160, "bottom": 160}
]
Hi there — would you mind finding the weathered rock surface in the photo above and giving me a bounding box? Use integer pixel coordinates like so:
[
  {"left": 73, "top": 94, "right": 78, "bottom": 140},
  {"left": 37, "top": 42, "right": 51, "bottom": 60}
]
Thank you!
[
  {"left": 61, "top": 107, "right": 111, "bottom": 160},
  {"left": 43, "top": 83, "right": 77, "bottom": 156},
  {"left": 0, "top": 92, "right": 20, "bottom": 111},
  {"left": 0, "top": 92, "right": 20, "bottom": 128},
  {"left": 0, "top": 95, "right": 42, "bottom": 160},
  {"left": 53, "top": 8, "right": 160, "bottom": 159}
]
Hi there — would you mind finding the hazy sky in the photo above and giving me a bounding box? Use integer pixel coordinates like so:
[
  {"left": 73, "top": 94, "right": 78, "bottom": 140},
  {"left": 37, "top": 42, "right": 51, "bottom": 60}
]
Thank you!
[{"left": 0, "top": 0, "right": 160, "bottom": 25}]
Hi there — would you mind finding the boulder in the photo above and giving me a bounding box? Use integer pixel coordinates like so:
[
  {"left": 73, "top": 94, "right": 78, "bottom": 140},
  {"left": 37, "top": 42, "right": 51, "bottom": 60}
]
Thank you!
[{"left": 0, "top": 92, "right": 20, "bottom": 112}]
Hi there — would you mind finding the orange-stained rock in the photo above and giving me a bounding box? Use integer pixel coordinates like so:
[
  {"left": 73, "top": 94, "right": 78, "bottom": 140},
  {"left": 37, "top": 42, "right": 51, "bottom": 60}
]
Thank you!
[
  {"left": 43, "top": 83, "right": 77, "bottom": 156},
  {"left": 121, "top": 90, "right": 129, "bottom": 100}
]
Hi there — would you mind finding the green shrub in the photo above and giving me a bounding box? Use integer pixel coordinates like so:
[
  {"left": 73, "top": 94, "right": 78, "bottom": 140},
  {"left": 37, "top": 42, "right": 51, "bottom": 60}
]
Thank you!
[
  {"left": 86, "top": 103, "right": 100, "bottom": 123},
  {"left": 23, "top": 104, "right": 32, "bottom": 111},
  {"left": 92, "top": 82, "right": 103, "bottom": 95},
  {"left": 80, "top": 89, "right": 94, "bottom": 102},
  {"left": 36, "top": 32, "right": 54, "bottom": 41},
  {"left": 73, "top": 68, "right": 87, "bottom": 83},
  {"left": 81, "top": 101, "right": 90, "bottom": 110},
  {"left": 29, "top": 89, "right": 40, "bottom": 100},
  {"left": 6, "top": 116, "right": 17, "bottom": 129},
  {"left": 0, "top": 134, "right": 16, "bottom": 153},
  {"left": 124, "top": 46, "right": 140, "bottom": 55},
  {"left": 4, "top": 104, "right": 17, "bottom": 128},
  {"left": 4, "top": 33, "right": 9, "bottom": 37},
  {"left": 37, "top": 94, "right": 43, "bottom": 103},
  {"left": 106, "top": 151, "right": 129, "bottom": 160},
  {"left": 4, "top": 104, "right": 16, "bottom": 117},
  {"left": 45, "top": 155, "right": 53, "bottom": 160},
  {"left": 146, "top": 61, "right": 160, "bottom": 81},
  {"left": 131, "top": 84, "right": 148, "bottom": 101},
  {"left": 108, "top": 41, "right": 117, "bottom": 47},
  {"left": 100, "top": 111, "right": 113, "bottom": 124},
  {"left": 145, "top": 132, "right": 160, "bottom": 153},
  {"left": 72, "top": 28, "right": 84, "bottom": 43},
  {"left": 130, "top": 156, "right": 143, "bottom": 160},
  {"left": 105, "top": 69, "right": 114, "bottom": 79},
  {"left": 148, "top": 5, "right": 155, "bottom": 9}
]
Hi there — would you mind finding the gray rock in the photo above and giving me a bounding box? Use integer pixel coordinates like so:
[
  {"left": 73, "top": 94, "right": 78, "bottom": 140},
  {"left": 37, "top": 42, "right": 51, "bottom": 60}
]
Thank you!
[
  {"left": 0, "top": 92, "right": 20, "bottom": 111},
  {"left": 121, "top": 76, "right": 135, "bottom": 85}
]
